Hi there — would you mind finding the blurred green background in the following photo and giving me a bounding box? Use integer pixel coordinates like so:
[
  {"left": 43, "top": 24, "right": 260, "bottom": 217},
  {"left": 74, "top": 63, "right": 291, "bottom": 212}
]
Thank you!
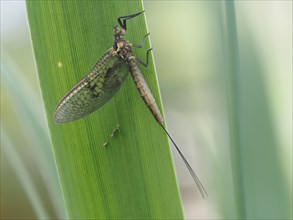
[{"left": 1, "top": 1, "right": 292, "bottom": 219}]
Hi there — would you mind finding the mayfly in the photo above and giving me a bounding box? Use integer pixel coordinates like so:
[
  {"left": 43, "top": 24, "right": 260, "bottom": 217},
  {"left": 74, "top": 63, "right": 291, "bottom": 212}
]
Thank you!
[{"left": 54, "top": 11, "right": 207, "bottom": 198}]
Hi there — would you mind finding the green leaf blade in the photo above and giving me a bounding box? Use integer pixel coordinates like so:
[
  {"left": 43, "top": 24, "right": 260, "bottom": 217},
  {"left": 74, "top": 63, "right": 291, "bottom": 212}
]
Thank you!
[{"left": 26, "top": 1, "right": 183, "bottom": 219}]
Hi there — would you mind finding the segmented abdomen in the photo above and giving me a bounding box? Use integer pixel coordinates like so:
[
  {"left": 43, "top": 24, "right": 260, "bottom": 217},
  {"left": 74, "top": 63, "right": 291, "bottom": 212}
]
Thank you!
[{"left": 128, "top": 58, "right": 164, "bottom": 125}]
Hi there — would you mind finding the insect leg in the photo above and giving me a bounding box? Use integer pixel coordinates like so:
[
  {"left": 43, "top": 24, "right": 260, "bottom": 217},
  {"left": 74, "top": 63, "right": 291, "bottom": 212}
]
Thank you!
[
  {"left": 117, "top": 11, "right": 144, "bottom": 30},
  {"left": 133, "top": 33, "right": 150, "bottom": 48},
  {"left": 135, "top": 48, "right": 152, "bottom": 67}
]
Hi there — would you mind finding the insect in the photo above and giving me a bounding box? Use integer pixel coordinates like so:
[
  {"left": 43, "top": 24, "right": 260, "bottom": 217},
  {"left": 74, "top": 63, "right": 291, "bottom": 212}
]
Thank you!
[{"left": 54, "top": 11, "right": 207, "bottom": 198}]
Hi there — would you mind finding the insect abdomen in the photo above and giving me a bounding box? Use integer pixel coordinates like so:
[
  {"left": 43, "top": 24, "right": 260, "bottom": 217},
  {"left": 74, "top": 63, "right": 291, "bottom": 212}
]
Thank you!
[{"left": 128, "top": 59, "right": 164, "bottom": 125}]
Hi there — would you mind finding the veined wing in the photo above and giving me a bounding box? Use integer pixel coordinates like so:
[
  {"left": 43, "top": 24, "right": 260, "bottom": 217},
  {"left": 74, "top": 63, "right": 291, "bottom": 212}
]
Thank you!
[{"left": 54, "top": 48, "right": 129, "bottom": 123}]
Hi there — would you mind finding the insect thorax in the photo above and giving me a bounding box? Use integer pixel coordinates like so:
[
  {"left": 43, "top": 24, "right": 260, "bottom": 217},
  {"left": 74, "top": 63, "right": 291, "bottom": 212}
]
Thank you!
[{"left": 113, "top": 27, "right": 132, "bottom": 60}]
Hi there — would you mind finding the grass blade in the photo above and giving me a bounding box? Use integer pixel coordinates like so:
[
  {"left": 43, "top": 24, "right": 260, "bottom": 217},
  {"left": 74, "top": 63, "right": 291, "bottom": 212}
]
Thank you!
[
  {"left": 1, "top": 129, "right": 50, "bottom": 219},
  {"left": 224, "top": 1, "right": 246, "bottom": 218},
  {"left": 26, "top": 1, "right": 183, "bottom": 218},
  {"left": 2, "top": 54, "right": 67, "bottom": 219},
  {"left": 224, "top": 1, "right": 291, "bottom": 219}
]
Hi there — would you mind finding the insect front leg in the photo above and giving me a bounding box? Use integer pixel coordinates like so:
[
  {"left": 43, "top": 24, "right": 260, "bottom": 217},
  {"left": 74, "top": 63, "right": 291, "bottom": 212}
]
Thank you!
[
  {"left": 117, "top": 11, "right": 144, "bottom": 30},
  {"left": 135, "top": 48, "right": 153, "bottom": 67},
  {"left": 133, "top": 33, "right": 150, "bottom": 48}
]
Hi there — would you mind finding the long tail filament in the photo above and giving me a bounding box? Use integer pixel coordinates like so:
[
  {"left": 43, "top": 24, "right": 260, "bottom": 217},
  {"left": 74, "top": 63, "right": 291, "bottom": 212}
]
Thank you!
[{"left": 160, "top": 124, "right": 208, "bottom": 199}]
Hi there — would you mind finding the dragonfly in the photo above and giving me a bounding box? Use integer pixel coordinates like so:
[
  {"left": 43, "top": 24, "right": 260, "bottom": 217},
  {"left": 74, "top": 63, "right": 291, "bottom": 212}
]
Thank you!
[{"left": 54, "top": 11, "right": 207, "bottom": 198}]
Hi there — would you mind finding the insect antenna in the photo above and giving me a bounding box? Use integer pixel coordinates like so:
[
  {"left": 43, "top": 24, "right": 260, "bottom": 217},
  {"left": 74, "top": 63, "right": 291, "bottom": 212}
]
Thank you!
[{"left": 160, "top": 124, "right": 208, "bottom": 199}]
